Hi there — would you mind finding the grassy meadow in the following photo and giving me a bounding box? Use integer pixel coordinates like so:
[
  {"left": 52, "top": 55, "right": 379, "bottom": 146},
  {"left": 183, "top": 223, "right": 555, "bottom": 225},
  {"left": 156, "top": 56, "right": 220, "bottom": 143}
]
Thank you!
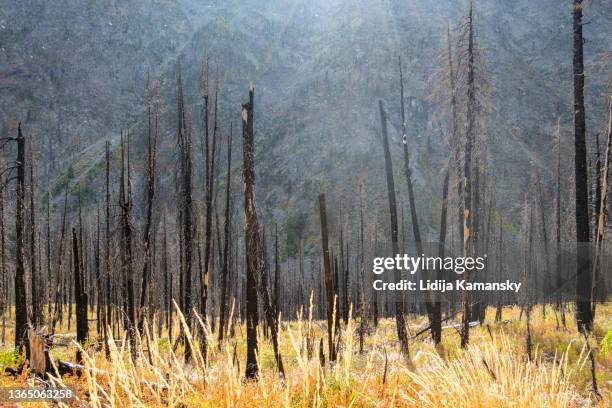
[{"left": 0, "top": 302, "right": 610, "bottom": 407}]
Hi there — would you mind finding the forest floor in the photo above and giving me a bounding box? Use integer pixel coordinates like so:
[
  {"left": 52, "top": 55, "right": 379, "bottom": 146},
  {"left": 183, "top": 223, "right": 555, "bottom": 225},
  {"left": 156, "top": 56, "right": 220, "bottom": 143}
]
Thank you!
[{"left": 0, "top": 303, "right": 610, "bottom": 407}]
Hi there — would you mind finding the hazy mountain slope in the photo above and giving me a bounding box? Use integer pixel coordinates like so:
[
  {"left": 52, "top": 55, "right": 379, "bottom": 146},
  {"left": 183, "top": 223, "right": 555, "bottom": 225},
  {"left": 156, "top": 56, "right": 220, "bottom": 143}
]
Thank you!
[
  {"left": 1, "top": 0, "right": 610, "bottom": 249},
  {"left": 0, "top": 0, "right": 213, "bottom": 168}
]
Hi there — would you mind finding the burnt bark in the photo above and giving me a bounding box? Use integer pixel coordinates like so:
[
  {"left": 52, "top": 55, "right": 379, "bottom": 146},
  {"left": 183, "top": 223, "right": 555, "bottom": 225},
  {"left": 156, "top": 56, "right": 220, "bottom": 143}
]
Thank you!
[
  {"left": 378, "top": 101, "right": 411, "bottom": 361},
  {"left": 15, "top": 123, "right": 27, "bottom": 351},
  {"left": 572, "top": 0, "right": 593, "bottom": 332},
  {"left": 73, "top": 228, "right": 88, "bottom": 363},
  {"left": 318, "top": 194, "right": 336, "bottom": 362},
  {"left": 218, "top": 125, "right": 233, "bottom": 346}
]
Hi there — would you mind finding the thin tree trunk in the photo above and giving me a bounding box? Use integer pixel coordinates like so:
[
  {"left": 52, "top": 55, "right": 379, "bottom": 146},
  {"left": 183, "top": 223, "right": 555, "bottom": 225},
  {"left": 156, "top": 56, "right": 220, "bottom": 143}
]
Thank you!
[
  {"left": 461, "top": 3, "right": 476, "bottom": 348},
  {"left": 14, "top": 123, "right": 27, "bottom": 350},
  {"left": 591, "top": 95, "right": 611, "bottom": 317},
  {"left": 378, "top": 101, "right": 411, "bottom": 361},
  {"left": 318, "top": 194, "right": 336, "bottom": 362},
  {"left": 104, "top": 141, "right": 111, "bottom": 358},
  {"left": 73, "top": 227, "right": 88, "bottom": 363},
  {"left": 138, "top": 78, "right": 158, "bottom": 333},
  {"left": 177, "top": 66, "right": 194, "bottom": 361},
  {"left": 52, "top": 188, "right": 68, "bottom": 333},
  {"left": 218, "top": 125, "right": 233, "bottom": 347},
  {"left": 28, "top": 138, "right": 38, "bottom": 327},
  {"left": 120, "top": 132, "right": 136, "bottom": 358}
]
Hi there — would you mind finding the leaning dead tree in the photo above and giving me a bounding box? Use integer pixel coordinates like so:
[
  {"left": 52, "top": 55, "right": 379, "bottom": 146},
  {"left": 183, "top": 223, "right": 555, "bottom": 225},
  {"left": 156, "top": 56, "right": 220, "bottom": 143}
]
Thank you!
[
  {"left": 398, "top": 57, "right": 440, "bottom": 345},
  {"left": 378, "top": 100, "right": 411, "bottom": 361},
  {"left": 242, "top": 84, "right": 284, "bottom": 380}
]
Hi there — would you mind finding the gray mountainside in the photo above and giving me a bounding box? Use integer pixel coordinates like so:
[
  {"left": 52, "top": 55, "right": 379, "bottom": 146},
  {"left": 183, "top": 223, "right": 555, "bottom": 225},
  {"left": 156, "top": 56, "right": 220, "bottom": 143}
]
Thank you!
[{"left": 1, "top": 0, "right": 611, "bottom": 253}]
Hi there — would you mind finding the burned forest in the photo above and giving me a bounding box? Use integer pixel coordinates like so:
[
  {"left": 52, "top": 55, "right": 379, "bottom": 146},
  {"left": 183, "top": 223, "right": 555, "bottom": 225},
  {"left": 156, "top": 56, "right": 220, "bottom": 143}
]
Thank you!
[{"left": 0, "top": 0, "right": 610, "bottom": 407}]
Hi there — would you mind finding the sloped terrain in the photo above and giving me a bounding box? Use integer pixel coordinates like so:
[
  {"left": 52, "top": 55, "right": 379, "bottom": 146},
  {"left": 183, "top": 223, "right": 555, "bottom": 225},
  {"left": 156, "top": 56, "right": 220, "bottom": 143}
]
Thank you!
[{"left": 1, "top": 0, "right": 611, "bottom": 245}]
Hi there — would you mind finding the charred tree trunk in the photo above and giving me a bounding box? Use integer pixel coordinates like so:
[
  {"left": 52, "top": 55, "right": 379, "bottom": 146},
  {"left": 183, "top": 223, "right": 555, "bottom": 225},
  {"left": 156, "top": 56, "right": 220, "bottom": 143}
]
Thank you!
[
  {"left": 138, "top": 79, "right": 158, "bottom": 333},
  {"left": 243, "top": 84, "right": 260, "bottom": 380},
  {"left": 447, "top": 26, "right": 462, "bottom": 248},
  {"left": 73, "top": 228, "right": 88, "bottom": 363},
  {"left": 378, "top": 101, "right": 411, "bottom": 361},
  {"left": 218, "top": 125, "right": 233, "bottom": 346},
  {"left": 572, "top": 0, "right": 593, "bottom": 333},
  {"left": 433, "top": 168, "right": 449, "bottom": 345},
  {"left": 46, "top": 181, "right": 51, "bottom": 317},
  {"left": 163, "top": 215, "right": 172, "bottom": 342},
  {"left": 318, "top": 194, "right": 336, "bottom": 362},
  {"left": 243, "top": 87, "right": 284, "bottom": 379},
  {"left": 177, "top": 67, "right": 194, "bottom": 361},
  {"left": 273, "top": 223, "right": 280, "bottom": 320},
  {"left": 119, "top": 132, "right": 136, "bottom": 357},
  {"left": 95, "top": 205, "right": 101, "bottom": 336},
  {"left": 28, "top": 138, "right": 39, "bottom": 327},
  {"left": 52, "top": 189, "right": 68, "bottom": 333},
  {"left": 201, "top": 59, "right": 220, "bottom": 362},
  {"left": 461, "top": 3, "right": 476, "bottom": 348},
  {"left": 104, "top": 141, "right": 111, "bottom": 358},
  {"left": 399, "top": 57, "right": 438, "bottom": 343},
  {"left": 15, "top": 123, "right": 27, "bottom": 351}
]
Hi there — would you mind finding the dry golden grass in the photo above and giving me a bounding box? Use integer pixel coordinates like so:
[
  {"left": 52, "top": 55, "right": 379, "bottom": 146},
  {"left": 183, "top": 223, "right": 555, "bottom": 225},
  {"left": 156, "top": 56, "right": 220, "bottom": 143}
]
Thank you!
[{"left": 0, "top": 303, "right": 610, "bottom": 407}]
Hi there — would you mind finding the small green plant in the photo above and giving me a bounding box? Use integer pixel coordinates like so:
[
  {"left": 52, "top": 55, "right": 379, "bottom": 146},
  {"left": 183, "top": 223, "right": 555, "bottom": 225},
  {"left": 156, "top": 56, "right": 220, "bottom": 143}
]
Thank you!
[{"left": 0, "top": 349, "right": 22, "bottom": 370}]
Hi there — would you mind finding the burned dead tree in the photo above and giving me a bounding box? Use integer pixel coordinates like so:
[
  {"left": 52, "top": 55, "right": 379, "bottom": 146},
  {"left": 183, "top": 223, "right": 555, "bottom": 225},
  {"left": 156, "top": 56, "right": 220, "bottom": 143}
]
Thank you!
[
  {"left": 242, "top": 84, "right": 284, "bottom": 380},
  {"left": 103, "top": 141, "right": 111, "bottom": 358},
  {"left": 457, "top": 1, "right": 490, "bottom": 348},
  {"left": 72, "top": 227, "right": 88, "bottom": 363},
  {"left": 200, "top": 56, "right": 220, "bottom": 363},
  {"left": 138, "top": 78, "right": 159, "bottom": 333},
  {"left": 378, "top": 100, "right": 411, "bottom": 361},
  {"left": 399, "top": 57, "right": 440, "bottom": 345},
  {"left": 318, "top": 193, "right": 336, "bottom": 362},
  {"left": 28, "top": 138, "right": 39, "bottom": 327},
  {"left": 119, "top": 132, "right": 136, "bottom": 357},
  {"left": 14, "top": 123, "right": 28, "bottom": 350},
  {"left": 51, "top": 188, "right": 68, "bottom": 333},
  {"left": 176, "top": 66, "right": 194, "bottom": 362},
  {"left": 243, "top": 84, "right": 261, "bottom": 379},
  {"left": 218, "top": 124, "right": 233, "bottom": 346},
  {"left": 572, "top": 0, "right": 593, "bottom": 332},
  {"left": 273, "top": 223, "right": 280, "bottom": 320}
]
